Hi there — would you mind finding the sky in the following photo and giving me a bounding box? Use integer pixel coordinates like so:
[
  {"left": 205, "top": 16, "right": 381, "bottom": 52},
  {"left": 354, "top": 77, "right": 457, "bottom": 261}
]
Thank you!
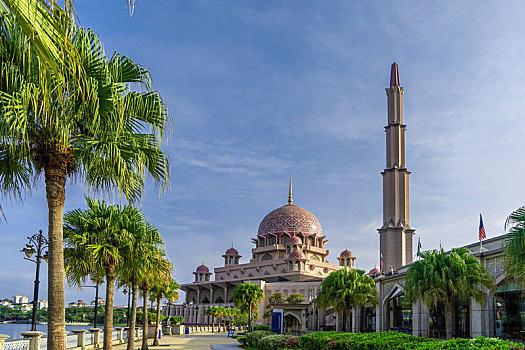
[{"left": 2, "top": 0, "right": 525, "bottom": 307}]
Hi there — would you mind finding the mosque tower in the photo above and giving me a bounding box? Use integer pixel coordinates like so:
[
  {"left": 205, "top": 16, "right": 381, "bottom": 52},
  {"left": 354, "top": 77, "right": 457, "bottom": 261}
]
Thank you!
[{"left": 377, "top": 63, "right": 415, "bottom": 271}]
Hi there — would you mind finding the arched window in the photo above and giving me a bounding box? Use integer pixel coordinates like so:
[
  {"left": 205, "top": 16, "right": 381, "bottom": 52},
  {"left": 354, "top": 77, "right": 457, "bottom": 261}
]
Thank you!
[
  {"left": 281, "top": 234, "right": 290, "bottom": 245},
  {"left": 262, "top": 254, "right": 273, "bottom": 261},
  {"left": 296, "top": 261, "right": 301, "bottom": 270},
  {"left": 199, "top": 274, "right": 203, "bottom": 281},
  {"left": 307, "top": 236, "right": 314, "bottom": 246},
  {"left": 269, "top": 235, "right": 276, "bottom": 245},
  {"left": 235, "top": 257, "right": 239, "bottom": 264},
  {"left": 229, "top": 256, "right": 233, "bottom": 264},
  {"left": 224, "top": 257, "right": 228, "bottom": 265},
  {"left": 205, "top": 275, "right": 209, "bottom": 281},
  {"left": 289, "top": 261, "right": 293, "bottom": 271},
  {"left": 286, "top": 246, "right": 291, "bottom": 254},
  {"left": 346, "top": 259, "right": 351, "bottom": 267},
  {"left": 259, "top": 237, "right": 265, "bottom": 247}
]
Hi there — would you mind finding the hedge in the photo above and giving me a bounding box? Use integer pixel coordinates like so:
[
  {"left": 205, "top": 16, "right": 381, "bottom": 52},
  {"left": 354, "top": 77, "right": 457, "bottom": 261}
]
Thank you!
[
  {"left": 253, "top": 325, "right": 270, "bottom": 331},
  {"left": 297, "top": 331, "right": 525, "bottom": 350}
]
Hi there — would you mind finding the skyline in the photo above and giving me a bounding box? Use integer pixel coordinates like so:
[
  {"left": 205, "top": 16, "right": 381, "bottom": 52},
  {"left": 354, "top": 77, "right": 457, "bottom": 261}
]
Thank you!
[{"left": 2, "top": 1, "right": 525, "bottom": 306}]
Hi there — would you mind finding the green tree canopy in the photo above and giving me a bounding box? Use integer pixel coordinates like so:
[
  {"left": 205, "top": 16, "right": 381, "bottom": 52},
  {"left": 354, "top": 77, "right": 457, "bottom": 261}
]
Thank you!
[
  {"left": 405, "top": 247, "right": 494, "bottom": 339},
  {"left": 286, "top": 293, "right": 306, "bottom": 304},
  {"left": 232, "top": 282, "right": 264, "bottom": 332},
  {"left": 504, "top": 206, "right": 525, "bottom": 284},
  {"left": 268, "top": 292, "right": 285, "bottom": 304}
]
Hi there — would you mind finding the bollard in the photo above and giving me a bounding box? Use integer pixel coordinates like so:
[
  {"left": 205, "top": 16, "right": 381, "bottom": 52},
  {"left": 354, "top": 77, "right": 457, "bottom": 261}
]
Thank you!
[
  {"left": 72, "top": 330, "right": 87, "bottom": 349},
  {"left": 20, "top": 331, "right": 45, "bottom": 350}
]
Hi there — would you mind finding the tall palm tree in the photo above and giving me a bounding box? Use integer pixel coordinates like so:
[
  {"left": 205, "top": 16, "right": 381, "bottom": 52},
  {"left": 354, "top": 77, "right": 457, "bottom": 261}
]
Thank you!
[
  {"left": 232, "top": 283, "right": 264, "bottom": 332},
  {"left": 405, "top": 247, "right": 494, "bottom": 339},
  {"left": 316, "top": 269, "right": 377, "bottom": 332},
  {"left": 119, "top": 217, "right": 165, "bottom": 350},
  {"left": 139, "top": 255, "right": 171, "bottom": 350},
  {"left": 205, "top": 306, "right": 221, "bottom": 333},
  {"left": 0, "top": 14, "right": 169, "bottom": 350},
  {"left": 150, "top": 274, "right": 179, "bottom": 346},
  {"left": 504, "top": 206, "right": 525, "bottom": 284},
  {"left": 64, "top": 198, "right": 143, "bottom": 350}
]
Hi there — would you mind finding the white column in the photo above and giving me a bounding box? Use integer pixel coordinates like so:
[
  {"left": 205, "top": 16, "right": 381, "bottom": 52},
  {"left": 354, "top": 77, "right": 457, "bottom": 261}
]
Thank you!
[{"left": 0, "top": 335, "right": 9, "bottom": 350}]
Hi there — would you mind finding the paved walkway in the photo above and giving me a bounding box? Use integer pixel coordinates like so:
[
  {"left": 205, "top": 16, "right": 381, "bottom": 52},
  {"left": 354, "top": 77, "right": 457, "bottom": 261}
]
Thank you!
[{"left": 113, "top": 333, "right": 241, "bottom": 350}]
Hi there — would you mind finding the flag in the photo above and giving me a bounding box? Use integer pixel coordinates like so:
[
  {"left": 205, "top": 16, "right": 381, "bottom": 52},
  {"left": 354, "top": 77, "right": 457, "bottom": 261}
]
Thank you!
[
  {"left": 417, "top": 237, "right": 422, "bottom": 257},
  {"left": 380, "top": 253, "right": 383, "bottom": 271},
  {"left": 479, "top": 214, "right": 486, "bottom": 241}
]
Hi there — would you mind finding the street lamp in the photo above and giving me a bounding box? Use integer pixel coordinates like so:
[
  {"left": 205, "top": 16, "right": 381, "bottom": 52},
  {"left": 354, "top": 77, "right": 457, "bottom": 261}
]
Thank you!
[
  {"left": 21, "top": 230, "right": 48, "bottom": 332},
  {"left": 123, "top": 287, "right": 131, "bottom": 327},
  {"left": 82, "top": 281, "right": 104, "bottom": 328}
]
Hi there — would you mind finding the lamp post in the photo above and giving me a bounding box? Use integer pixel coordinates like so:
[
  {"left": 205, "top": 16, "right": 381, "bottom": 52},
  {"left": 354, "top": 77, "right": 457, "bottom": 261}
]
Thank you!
[
  {"left": 82, "top": 282, "right": 103, "bottom": 328},
  {"left": 124, "top": 287, "right": 131, "bottom": 327},
  {"left": 21, "top": 230, "right": 48, "bottom": 331}
]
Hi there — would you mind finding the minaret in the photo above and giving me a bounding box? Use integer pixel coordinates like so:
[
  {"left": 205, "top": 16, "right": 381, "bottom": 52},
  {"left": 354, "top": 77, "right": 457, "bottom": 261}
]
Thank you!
[{"left": 378, "top": 62, "right": 415, "bottom": 271}]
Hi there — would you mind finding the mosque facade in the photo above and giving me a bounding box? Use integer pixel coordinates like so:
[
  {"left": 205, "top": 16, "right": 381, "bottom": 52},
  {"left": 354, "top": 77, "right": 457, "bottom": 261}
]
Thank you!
[{"left": 168, "top": 64, "right": 525, "bottom": 340}]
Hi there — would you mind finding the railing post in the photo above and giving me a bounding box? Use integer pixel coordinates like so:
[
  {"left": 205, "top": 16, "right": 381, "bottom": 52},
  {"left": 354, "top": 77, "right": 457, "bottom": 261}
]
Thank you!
[
  {"left": 115, "top": 327, "right": 125, "bottom": 344},
  {"left": 20, "top": 331, "right": 44, "bottom": 350},
  {"left": 72, "top": 329, "right": 87, "bottom": 349},
  {"left": 89, "top": 328, "right": 102, "bottom": 349},
  {"left": 0, "top": 335, "right": 9, "bottom": 350}
]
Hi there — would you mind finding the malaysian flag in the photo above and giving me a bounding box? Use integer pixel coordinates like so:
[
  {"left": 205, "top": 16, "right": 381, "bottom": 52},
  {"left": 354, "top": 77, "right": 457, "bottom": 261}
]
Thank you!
[
  {"left": 479, "top": 214, "right": 486, "bottom": 241},
  {"left": 417, "top": 237, "right": 422, "bottom": 257},
  {"left": 380, "top": 253, "right": 383, "bottom": 271}
]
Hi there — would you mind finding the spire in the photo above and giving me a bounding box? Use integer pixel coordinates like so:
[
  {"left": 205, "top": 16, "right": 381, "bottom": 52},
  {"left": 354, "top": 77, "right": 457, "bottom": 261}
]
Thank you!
[
  {"left": 390, "top": 62, "right": 399, "bottom": 87},
  {"left": 288, "top": 177, "right": 293, "bottom": 205}
]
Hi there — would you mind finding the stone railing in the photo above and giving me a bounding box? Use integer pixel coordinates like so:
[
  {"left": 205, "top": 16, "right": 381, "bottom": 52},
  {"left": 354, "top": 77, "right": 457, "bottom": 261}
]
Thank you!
[
  {"left": 0, "top": 327, "right": 144, "bottom": 350},
  {"left": 162, "top": 324, "right": 228, "bottom": 335}
]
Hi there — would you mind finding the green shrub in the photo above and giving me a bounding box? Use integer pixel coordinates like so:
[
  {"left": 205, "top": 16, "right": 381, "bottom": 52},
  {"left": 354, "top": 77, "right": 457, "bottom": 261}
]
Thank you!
[
  {"left": 257, "top": 334, "right": 293, "bottom": 350},
  {"left": 243, "top": 331, "right": 274, "bottom": 348},
  {"left": 253, "top": 325, "right": 270, "bottom": 331},
  {"left": 237, "top": 336, "right": 248, "bottom": 346},
  {"left": 297, "top": 331, "right": 525, "bottom": 350}
]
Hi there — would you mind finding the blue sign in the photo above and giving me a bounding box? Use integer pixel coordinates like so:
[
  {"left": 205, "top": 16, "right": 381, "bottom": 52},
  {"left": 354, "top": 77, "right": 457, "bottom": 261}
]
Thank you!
[
  {"left": 271, "top": 310, "right": 283, "bottom": 334},
  {"left": 227, "top": 329, "right": 235, "bottom": 337}
]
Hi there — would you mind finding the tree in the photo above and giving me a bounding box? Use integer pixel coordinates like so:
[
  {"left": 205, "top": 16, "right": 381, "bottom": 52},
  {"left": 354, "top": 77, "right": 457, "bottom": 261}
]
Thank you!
[
  {"left": 65, "top": 199, "right": 148, "bottom": 350},
  {"left": 262, "top": 310, "right": 271, "bottom": 325},
  {"left": 286, "top": 293, "right": 305, "bottom": 304},
  {"left": 150, "top": 276, "right": 179, "bottom": 346},
  {"left": 268, "top": 292, "right": 285, "bottom": 304},
  {"left": 232, "top": 282, "right": 264, "bottom": 332},
  {"left": 0, "top": 14, "right": 169, "bottom": 350},
  {"left": 205, "top": 306, "right": 223, "bottom": 332},
  {"left": 504, "top": 206, "right": 525, "bottom": 284},
  {"left": 316, "top": 269, "right": 377, "bottom": 332},
  {"left": 405, "top": 247, "right": 494, "bottom": 339}
]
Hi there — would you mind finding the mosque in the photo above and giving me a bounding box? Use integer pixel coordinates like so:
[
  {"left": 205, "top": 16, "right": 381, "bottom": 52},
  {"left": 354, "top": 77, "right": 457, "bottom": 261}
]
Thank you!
[{"left": 168, "top": 64, "right": 525, "bottom": 340}]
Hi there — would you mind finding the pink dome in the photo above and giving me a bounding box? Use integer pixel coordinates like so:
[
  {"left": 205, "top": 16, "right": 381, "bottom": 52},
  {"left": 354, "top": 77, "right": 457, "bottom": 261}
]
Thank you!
[
  {"left": 288, "top": 250, "right": 306, "bottom": 259},
  {"left": 196, "top": 264, "right": 209, "bottom": 273},
  {"left": 368, "top": 267, "right": 380, "bottom": 276},
  {"left": 225, "top": 247, "right": 239, "bottom": 255},
  {"left": 340, "top": 249, "right": 355, "bottom": 258},
  {"left": 287, "top": 236, "right": 303, "bottom": 245},
  {"left": 258, "top": 204, "right": 322, "bottom": 236}
]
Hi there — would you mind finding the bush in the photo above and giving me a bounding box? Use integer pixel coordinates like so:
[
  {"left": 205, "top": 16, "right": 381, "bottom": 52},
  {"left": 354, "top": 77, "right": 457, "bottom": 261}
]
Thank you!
[
  {"left": 253, "top": 325, "right": 270, "bottom": 331},
  {"left": 297, "top": 331, "right": 525, "bottom": 350},
  {"left": 237, "top": 336, "right": 248, "bottom": 346},
  {"left": 284, "top": 336, "right": 299, "bottom": 348},
  {"left": 286, "top": 293, "right": 305, "bottom": 304},
  {"left": 257, "top": 334, "right": 294, "bottom": 350},
  {"left": 241, "top": 331, "right": 274, "bottom": 348}
]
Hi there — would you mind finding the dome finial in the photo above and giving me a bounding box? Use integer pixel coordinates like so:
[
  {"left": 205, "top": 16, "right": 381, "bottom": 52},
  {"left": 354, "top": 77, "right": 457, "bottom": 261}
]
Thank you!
[{"left": 288, "top": 177, "right": 293, "bottom": 205}]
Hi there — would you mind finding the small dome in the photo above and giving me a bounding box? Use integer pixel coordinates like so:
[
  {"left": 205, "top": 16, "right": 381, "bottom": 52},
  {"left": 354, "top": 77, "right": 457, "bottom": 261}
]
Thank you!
[
  {"left": 340, "top": 249, "right": 355, "bottom": 258},
  {"left": 196, "top": 264, "right": 209, "bottom": 273},
  {"left": 287, "top": 236, "right": 303, "bottom": 245},
  {"left": 368, "top": 267, "right": 380, "bottom": 276},
  {"left": 289, "top": 250, "right": 306, "bottom": 259},
  {"left": 225, "top": 247, "right": 239, "bottom": 256}
]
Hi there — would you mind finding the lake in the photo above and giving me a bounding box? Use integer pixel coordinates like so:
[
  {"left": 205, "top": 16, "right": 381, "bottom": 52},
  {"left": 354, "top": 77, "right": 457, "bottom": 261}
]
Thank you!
[{"left": 0, "top": 324, "right": 93, "bottom": 340}]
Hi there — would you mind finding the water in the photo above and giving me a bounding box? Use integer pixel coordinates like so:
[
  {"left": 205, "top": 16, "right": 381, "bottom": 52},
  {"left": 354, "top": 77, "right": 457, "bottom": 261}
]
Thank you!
[{"left": 0, "top": 324, "right": 93, "bottom": 340}]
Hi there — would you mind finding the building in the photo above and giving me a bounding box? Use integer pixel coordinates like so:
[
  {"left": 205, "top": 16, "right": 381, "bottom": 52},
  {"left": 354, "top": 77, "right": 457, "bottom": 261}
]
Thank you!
[
  {"left": 90, "top": 297, "right": 105, "bottom": 306},
  {"left": 171, "top": 64, "right": 525, "bottom": 339},
  {"left": 12, "top": 295, "right": 28, "bottom": 305},
  {"left": 37, "top": 300, "right": 48, "bottom": 309},
  {"left": 176, "top": 180, "right": 356, "bottom": 333}
]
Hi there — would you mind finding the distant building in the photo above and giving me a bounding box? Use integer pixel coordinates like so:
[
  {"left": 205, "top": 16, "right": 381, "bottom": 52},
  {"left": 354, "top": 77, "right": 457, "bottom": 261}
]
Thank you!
[
  {"left": 12, "top": 295, "right": 28, "bottom": 305},
  {"left": 37, "top": 300, "right": 48, "bottom": 309},
  {"left": 90, "top": 297, "right": 105, "bottom": 306},
  {"left": 68, "top": 302, "right": 78, "bottom": 308},
  {"left": 77, "top": 300, "right": 87, "bottom": 307},
  {"left": 0, "top": 300, "right": 14, "bottom": 308}
]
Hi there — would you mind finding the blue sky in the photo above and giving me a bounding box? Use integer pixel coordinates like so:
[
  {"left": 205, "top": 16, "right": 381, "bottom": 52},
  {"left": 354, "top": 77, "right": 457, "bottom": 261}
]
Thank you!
[{"left": 2, "top": 1, "right": 525, "bottom": 306}]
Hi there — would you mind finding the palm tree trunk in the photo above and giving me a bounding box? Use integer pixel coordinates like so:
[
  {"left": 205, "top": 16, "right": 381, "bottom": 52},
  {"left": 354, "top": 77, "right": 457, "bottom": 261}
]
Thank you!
[
  {"left": 45, "top": 165, "right": 67, "bottom": 350},
  {"left": 153, "top": 296, "right": 161, "bottom": 346},
  {"left": 212, "top": 317, "right": 215, "bottom": 333},
  {"left": 127, "top": 283, "right": 138, "bottom": 350},
  {"left": 141, "top": 289, "right": 149, "bottom": 350},
  {"left": 444, "top": 300, "right": 454, "bottom": 339},
  {"left": 104, "top": 268, "right": 117, "bottom": 350},
  {"left": 248, "top": 307, "right": 252, "bottom": 332}
]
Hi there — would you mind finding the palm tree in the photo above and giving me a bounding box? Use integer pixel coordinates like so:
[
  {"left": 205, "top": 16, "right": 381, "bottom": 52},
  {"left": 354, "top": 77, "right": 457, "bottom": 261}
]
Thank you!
[
  {"left": 150, "top": 275, "right": 179, "bottom": 346},
  {"left": 316, "top": 269, "right": 377, "bottom": 332},
  {"left": 232, "top": 283, "right": 264, "bottom": 332},
  {"left": 119, "top": 219, "right": 165, "bottom": 350},
  {"left": 205, "top": 306, "right": 221, "bottom": 332},
  {"left": 504, "top": 206, "right": 525, "bottom": 284},
  {"left": 405, "top": 247, "right": 494, "bottom": 339},
  {"left": 64, "top": 199, "right": 144, "bottom": 350},
  {"left": 0, "top": 14, "right": 169, "bottom": 349}
]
